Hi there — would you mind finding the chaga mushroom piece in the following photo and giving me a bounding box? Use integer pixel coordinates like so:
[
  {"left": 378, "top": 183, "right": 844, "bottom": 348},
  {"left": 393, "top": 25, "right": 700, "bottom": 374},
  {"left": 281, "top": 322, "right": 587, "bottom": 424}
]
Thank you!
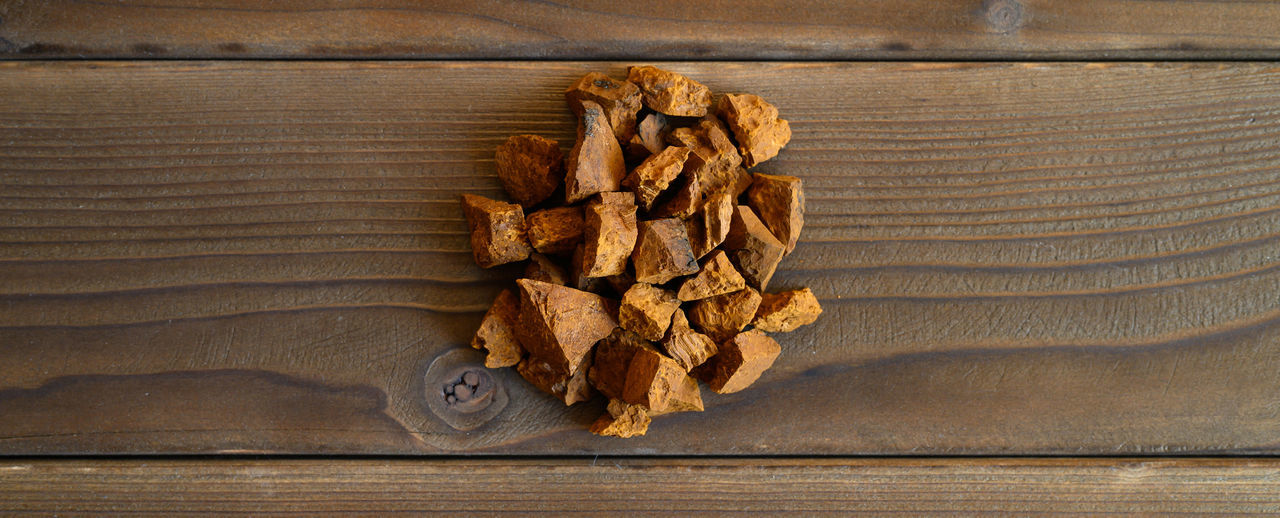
[
  {"left": 687, "top": 286, "right": 762, "bottom": 342},
  {"left": 754, "top": 287, "right": 823, "bottom": 333},
  {"left": 570, "top": 243, "right": 607, "bottom": 294},
  {"left": 746, "top": 173, "right": 805, "bottom": 255},
  {"left": 694, "top": 329, "right": 781, "bottom": 394},
  {"left": 524, "top": 252, "right": 569, "bottom": 286},
  {"left": 627, "top": 65, "right": 713, "bottom": 117},
  {"left": 590, "top": 399, "right": 652, "bottom": 438},
  {"left": 631, "top": 218, "right": 700, "bottom": 285},
  {"left": 517, "top": 351, "right": 594, "bottom": 406},
  {"left": 566, "top": 72, "right": 643, "bottom": 143},
  {"left": 583, "top": 192, "right": 638, "bottom": 277},
  {"left": 494, "top": 134, "right": 564, "bottom": 208},
  {"left": 619, "top": 283, "right": 681, "bottom": 341},
  {"left": 686, "top": 190, "right": 734, "bottom": 259},
  {"left": 628, "top": 112, "right": 669, "bottom": 157},
  {"left": 623, "top": 346, "right": 704, "bottom": 414},
  {"left": 516, "top": 279, "right": 618, "bottom": 375},
  {"left": 661, "top": 310, "right": 717, "bottom": 372},
  {"left": 623, "top": 145, "right": 690, "bottom": 210},
  {"left": 647, "top": 167, "right": 702, "bottom": 220},
  {"left": 471, "top": 288, "right": 524, "bottom": 368},
  {"left": 677, "top": 250, "right": 746, "bottom": 302},
  {"left": 722, "top": 205, "right": 785, "bottom": 290},
  {"left": 590, "top": 328, "right": 658, "bottom": 400},
  {"left": 565, "top": 100, "right": 627, "bottom": 203},
  {"left": 718, "top": 93, "right": 792, "bottom": 167},
  {"left": 460, "top": 194, "right": 532, "bottom": 268},
  {"left": 526, "top": 206, "right": 585, "bottom": 256},
  {"left": 681, "top": 118, "right": 751, "bottom": 198}
]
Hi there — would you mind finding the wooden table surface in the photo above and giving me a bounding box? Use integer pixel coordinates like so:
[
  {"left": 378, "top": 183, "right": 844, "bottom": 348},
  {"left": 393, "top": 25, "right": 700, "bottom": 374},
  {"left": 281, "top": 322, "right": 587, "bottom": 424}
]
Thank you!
[{"left": 3, "top": 1, "right": 1280, "bottom": 514}]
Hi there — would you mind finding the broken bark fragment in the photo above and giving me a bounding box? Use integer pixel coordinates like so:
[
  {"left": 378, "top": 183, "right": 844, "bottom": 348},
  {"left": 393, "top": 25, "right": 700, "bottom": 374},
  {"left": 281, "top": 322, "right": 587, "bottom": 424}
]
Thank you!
[
  {"left": 628, "top": 112, "right": 669, "bottom": 156},
  {"left": 619, "top": 283, "right": 681, "bottom": 341},
  {"left": 460, "top": 194, "right": 532, "bottom": 268},
  {"left": 566, "top": 72, "right": 643, "bottom": 143},
  {"left": 718, "top": 93, "right": 792, "bottom": 167},
  {"left": 694, "top": 329, "right": 782, "bottom": 394},
  {"left": 623, "top": 347, "right": 704, "bottom": 413},
  {"left": 627, "top": 65, "right": 713, "bottom": 117},
  {"left": 622, "top": 145, "right": 690, "bottom": 210},
  {"left": 516, "top": 279, "right": 618, "bottom": 375},
  {"left": 590, "top": 399, "right": 652, "bottom": 438},
  {"left": 661, "top": 310, "right": 717, "bottom": 372},
  {"left": 677, "top": 250, "right": 747, "bottom": 302},
  {"left": 687, "top": 286, "right": 762, "bottom": 342},
  {"left": 686, "top": 190, "right": 734, "bottom": 259},
  {"left": 589, "top": 327, "right": 658, "bottom": 400},
  {"left": 525, "top": 206, "right": 585, "bottom": 256},
  {"left": 746, "top": 173, "right": 805, "bottom": 255},
  {"left": 494, "top": 134, "right": 564, "bottom": 208},
  {"left": 583, "top": 192, "right": 638, "bottom": 277},
  {"left": 722, "top": 205, "right": 785, "bottom": 290},
  {"left": 517, "top": 351, "right": 594, "bottom": 406},
  {"left": 471, "top": 288, "right": 524, "bottom": 368},
  {"left": 754, "top": 287, "right": 823, "bottom": 333},
  {"left": 565, "top": 100, "right": 627, "bottom": 203},
  {"left": 524, "top": 253, "right": 569, "bottom": 286},
  {"left": 631, "top": 218, "right": 700, "bottom": 285}
]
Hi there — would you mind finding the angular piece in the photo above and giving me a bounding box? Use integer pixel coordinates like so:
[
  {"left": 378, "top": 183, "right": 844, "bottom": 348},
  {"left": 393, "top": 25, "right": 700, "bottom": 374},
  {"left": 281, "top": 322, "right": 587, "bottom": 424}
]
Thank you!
[
  {"left": 526, "top": 206, "right": 585, "bottom": 256},
  {"left": 718, "top": 93, "right": 792, "bottom": 167},
  {"left": 460, "top": 194, "right": 531, "bottom": 268},
  {"left": 746, "top": 173, "right": 805, "bottom": 255},
  {"left": 470, "top": 288, "right": 524, "bottom": 368},
  {"left": 648, "top": 168, "right": 701, "bottom": 220},
  {"left": 677, "top": 250, "right": 746, "bottom": 301},
  {"left": 517, "top": 351, "right": 594, "bottom": 406},
  {"left": 631, "top": 218, "right": 700, "bottom": 285},
  {"left": 516, "top": 279, "right": 618, "bottom": 375},
  {"left": 628, "top": 112, "right": 668, "bottom": 156},
  {"left": 661, "top": 310, "right": 717, "bottom": 372},
  {"left": 566, "top": 72, "right": 643, "bottom": 143},
  {"left": 523, "top": 253, "right": 569, "bottom": 286},
  {"left": 627, "top": 65, "right": 713, "bottom": 117},
  {"left": 583, "top": 192, "right": 638, "bottom": 277},
  {"left": 622, "top": 145, "right": 690, "bottom": 210},
  {"left": 565, "top": 100, "right": 627, "bottom": 203},
  {"left": 665, "top": 126, "right": 700, "bottom": 149},
  {"left": 590, "top": 328, "right": 659, "bottom": 400},
  {"left": 623, "top": 347, "right": 704, "bottom": 413},
  {"left": 754, "top": 287, "right": 823, "bottom": 333},
  {"left": 694, "top": 329, "right": 781, "bottom": 394},
  {"left": 590, "top": 399, "right": 652, "bottom": 438},
  {"left": 681, "top": 118, "right": 750, "bottom": 198},
  {"left": 686, "top": 190, "right": 734, "bottom": 259},
  {"left": 722, "top": 205, "right": 785, "bottom": 290},
  {"left": 570, "top": 243, "right": 607, "bottom": 293},
  {"left": 494, "top": 134, "right": 564, "bottom": 207},
  {"left": 687, "top": 286, "right": 762, "bottom": 343},
  {"left": 619, "top": 283, "right": 681, "bottom": 341}
]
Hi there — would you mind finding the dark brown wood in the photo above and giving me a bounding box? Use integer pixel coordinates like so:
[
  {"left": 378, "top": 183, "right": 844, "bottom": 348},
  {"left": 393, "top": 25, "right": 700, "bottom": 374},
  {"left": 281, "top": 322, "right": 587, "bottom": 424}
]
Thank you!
[
  {"left": 2, "top": 1, "right": 1280, "bottom": 60},
  {"left": 2, "top": 61, "right": 1280, "bottom": 454}
]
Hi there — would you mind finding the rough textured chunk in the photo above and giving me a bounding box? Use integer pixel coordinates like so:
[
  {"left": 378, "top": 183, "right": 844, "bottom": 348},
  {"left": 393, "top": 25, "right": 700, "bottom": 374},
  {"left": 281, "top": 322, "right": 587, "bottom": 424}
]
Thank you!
[
  {"left": 665, "top": 126, "right": 700, "bottom": 149},
  {"left": 460, "top": 194, "right": 531, "bottom": 268},
  {"left": 570, "top": 243, "right": 607, "bottom": 294},
  {"left": 694, "top": 329, "right": 782, "bottom": 394},
  {"left": 516, "top": 279, "right": 618, "bottom": 375},
  {"left": 754, "top": 288, "right": 824, "bottom": 333},
  {"left": 718, "top": 93, "right": 792, "bottom": 167},
  {"left": 619, "top": 283, "right": 680, "bottom": 341},
  {"left": 523, "top": 253, "right": 569, "bottom": 286},
  {"left": 648, "top": 168, "right": 701, "bottom": 219},
  {"left": 470, "top": 288, "right": 524, "bottom": 368},
  {"left": 687, "top": 287, "right": 762, "bottom": 343},
  {"left": 565, "top": 100, "right": 627, "bottom": 203},
  {"left": 677, "top": 250, "right": 747, "bottom": 301},
  {"left": 623, "top": 347, "right": 704, "bottom": 413},
  {"left": 589, "top": 328, "right": 658, "bottom": 400},
  {"left": 746, "top": 173, "right": 805, "bottom": 255},
  {"left": 627, "top": 65, "right": 713, "bottom": 117},
  {"left": 590, "top": 399, "right": 652, "bottom": 438},
  {"left": 628, "top": 112, "right": 668, "bottom": 156},
  {"left": 517, "top": 352, "right": 594, "bottom": 406},
  {"left": 722, "top": 205, "right": 785, "bottom": 290},
  {"left": 683, "top": 117, "right": 750, "bottom": 198},
  {"left": 623, "top": 146, "right": 690, "bottom": 210},
  {"left": 631, "top": 219, "right": 700, "bottom": 285},
  {"left": 566, "top": 72, "right": 643, "bottom": 143},
  {"left": 494, "top": 134, "right": 564, "bottom": 207},
  {"left": 583, "top": 192, "right": 638, "bottom": 277},
  {"left": 686, "top": 190, "right": 734, "bottom": 259},
  {"left": 661, "top": 310, "right": 717, "bottom": 372},
  {"left": 525, "top": 206, "right": 585, "bottom": 256}
]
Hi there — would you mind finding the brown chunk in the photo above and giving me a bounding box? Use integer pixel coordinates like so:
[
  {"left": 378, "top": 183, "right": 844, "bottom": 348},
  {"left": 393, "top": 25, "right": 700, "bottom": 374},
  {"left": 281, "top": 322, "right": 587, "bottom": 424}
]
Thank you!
[
  {"left": 626, "top": 65, "right": 713, "bottom": 117},
  {"left": 526, "top": 206, "right": 584, "bottom": 256},
  {"left": 661, "top": 310, "right": 717, "bottom": 372},
  {"left": 746, "top": 173, "right": 805, "bottom": 255},
  {"left": 681, "top": 118, "right": 751, "bottom": 198},
  {"left": 694, "top": 329, "right": 781, "bottom": 394},
  {"left": 623, "top": 347, "right": 704, "bottom": 413},
  {"left": 628, "top": 112, "right": 669, "bottom": 156},
  {"left": 665, "top": 126, "right": 700, "bottom": 149},
  {"left": 631, "top": 219, "right": 700, "bottom": 285},
  {"left": 494, "top": 135, "right": 564, "bottom": 207},
  {"left": 570, "top": 243, "right": 607, "bottom": 293},
  {"left": 718, "top": 93, "right": 792, "bottom": 167},
  {"left": 687, "top": 286, "right": 762, "bottom": 342},
  {"left": 722, "top": 205, "right": 785, "bottom": 290},
  {"left": 516, "top": 279, "right": 618, "bottom": 375},
  {"left": 517, "top": 351, "right": 594, "bottom": 406},
  {"left": 583, "top": 192, "right": 638, "bottom": 277},
  {"left": 566, "top": 72, "right": 643, "bottom": 143},
  {"left": 754, "top": 287, "right": 823, "bottom": 333},
  {"left": 590, "top": 399, "right": 652, "bottom": 438},
  {"left": 623, "top": 145, "right": 690, "bottom": 210},
  {"left": 471, "top": 288, "right": 524, "bottom": 368},
  {"left": 619, "top": 283, "right": 680, "bottom": 341},
  {"left": 589, "top": 328, "right": 658, "bottom": 400},
  {"left": 460, "top": 194, "right": 531, "bottom": 268},
  {"left": 523, "top": 253, "right": 569, "bottom": 286},
  {"left": 677, "top": 250, "right": 746, "bottom": 301},
  {"left": 565, "top": 100, "right": 627, "bottom": 203},
  {"left": 686, "top": 190, "right": 734, "bottom": 259},
  {"left": 648, "top": 167, "right": 702, "bottom": 220}
]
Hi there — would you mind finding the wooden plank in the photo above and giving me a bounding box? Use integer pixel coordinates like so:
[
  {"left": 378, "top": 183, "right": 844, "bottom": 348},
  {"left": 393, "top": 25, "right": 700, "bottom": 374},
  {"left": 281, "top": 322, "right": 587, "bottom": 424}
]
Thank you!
[
  {"left": 3, "top": 458, "right": 1280, "bottom": 514},
  {"left": 2, "top": 1, "right": 1280, "bottom": 60},
  {"left": 2, "top": 61, "right": 1280, "bottom": 455}
]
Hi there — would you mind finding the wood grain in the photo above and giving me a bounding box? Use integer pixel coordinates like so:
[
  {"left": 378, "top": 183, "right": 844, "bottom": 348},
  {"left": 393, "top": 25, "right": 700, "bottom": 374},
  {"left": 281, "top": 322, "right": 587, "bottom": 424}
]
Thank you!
[
  {"left": 4, "top": 458, "right": 1280, "bottom": 514},
  {"left": 2, "top": 1, "right": 1280, "bottom": 60},
  {"left": 2, "top": 61, "right": 1280, "bottom": 454}
]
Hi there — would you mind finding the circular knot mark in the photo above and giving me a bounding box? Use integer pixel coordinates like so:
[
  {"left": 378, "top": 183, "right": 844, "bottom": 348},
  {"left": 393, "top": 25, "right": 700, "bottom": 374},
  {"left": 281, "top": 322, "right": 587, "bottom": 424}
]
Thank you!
[
  {"left": 983, "top": 0, "right": 1024, "bottom": 34},
  {"left": 441, "top": 366, "right": 495, "bottom": 414},
  {"left": 423, "top": 347, "right": 508, "bottom": 431}
]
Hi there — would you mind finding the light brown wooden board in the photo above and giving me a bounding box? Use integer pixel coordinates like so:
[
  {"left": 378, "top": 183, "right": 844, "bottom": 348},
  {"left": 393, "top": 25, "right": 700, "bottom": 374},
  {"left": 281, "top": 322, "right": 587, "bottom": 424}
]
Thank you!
[
  {"left": 2, "top": 61, "right": 1279, "bottom": 454},
  {"left": 2, "top": 1, "right": 1280, "bottom": 60},
  {"left": 4, "top": 458, "right": 1280, "bottom": 514}
]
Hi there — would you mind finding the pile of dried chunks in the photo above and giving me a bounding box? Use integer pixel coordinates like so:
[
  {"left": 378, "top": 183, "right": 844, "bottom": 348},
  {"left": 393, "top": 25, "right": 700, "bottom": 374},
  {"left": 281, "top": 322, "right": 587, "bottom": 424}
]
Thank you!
[{"left": 461, "top": 66, "right": 821, "bottom": 438}]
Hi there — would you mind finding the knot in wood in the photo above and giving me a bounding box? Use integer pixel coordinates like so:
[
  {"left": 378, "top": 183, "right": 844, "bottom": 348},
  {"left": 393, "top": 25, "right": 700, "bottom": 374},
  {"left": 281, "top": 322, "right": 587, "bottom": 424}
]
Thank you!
[
  {"left": 982, "top": 0, "right": 1024, "bottom": 34},
  {"left": 423, "top": 348, "right": 508, "bottom": 431}
]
